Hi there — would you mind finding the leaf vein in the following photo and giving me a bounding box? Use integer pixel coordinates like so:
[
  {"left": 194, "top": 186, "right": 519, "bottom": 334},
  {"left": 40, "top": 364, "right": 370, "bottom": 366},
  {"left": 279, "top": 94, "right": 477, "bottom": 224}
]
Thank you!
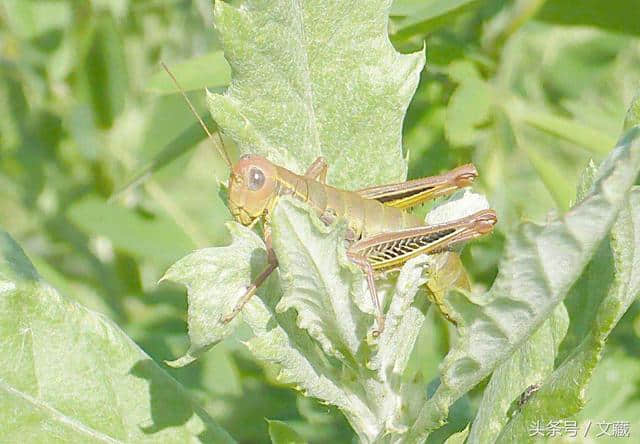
[{"left": 0, "top": 379, "right": 124, "bottom": 444}]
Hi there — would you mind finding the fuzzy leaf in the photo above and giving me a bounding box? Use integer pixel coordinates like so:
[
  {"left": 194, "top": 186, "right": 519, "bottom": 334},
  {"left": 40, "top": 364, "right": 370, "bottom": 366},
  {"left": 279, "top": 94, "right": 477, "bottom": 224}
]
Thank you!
[
  {"left": 162, "top": 222, "right": 268, "bottom": 367},
  {"left": 254, "top": 193, "right": 488, "bottom": 441},
  {"left": 407, "top": 125, "right": 640, "bottom": 442},
  {"left": 207, "top": 0, "right": 424, "bottom": 189},
  {"left": 494, "top": 97, "right": 640, "bottom": 441},
  {"left": 0, "top": 229, "right": 234, "bottom": 443},
  {"left": 262, "top": 197, "right": 432, "bottom": 442},
  {"left": 162, "top": 196, "right": 424, "bottom": 442},
  {"left": 496, "top": 187, "right": 640, "bottom": 442},
  {"left": 467, "top": 305, "right": 569, "bottom": 444},
  {"left": 270, "top": 198, "right": 374, "bottom": 360},
  {"left": 166, "top": 192, "right": 490, "bottom": 442}
]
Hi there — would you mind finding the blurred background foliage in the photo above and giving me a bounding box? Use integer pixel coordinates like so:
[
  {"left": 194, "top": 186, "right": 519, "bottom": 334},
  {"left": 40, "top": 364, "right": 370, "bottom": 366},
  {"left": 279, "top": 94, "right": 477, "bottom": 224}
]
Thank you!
[{"left": 1, "top": 0, "right": 639, "bottom": 442}]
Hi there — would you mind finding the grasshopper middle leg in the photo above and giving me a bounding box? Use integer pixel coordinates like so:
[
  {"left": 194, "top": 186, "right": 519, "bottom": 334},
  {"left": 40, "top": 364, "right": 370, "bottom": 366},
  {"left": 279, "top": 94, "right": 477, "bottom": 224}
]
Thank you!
[
  {"left": 304, "top": 156, "right": 328, "bottom": 182},
  {"left": 347, "top": 251, "right": 385, "bottom": 337},
  {"left": 347, "top": 210, "right": 497, "bottom": 335}
]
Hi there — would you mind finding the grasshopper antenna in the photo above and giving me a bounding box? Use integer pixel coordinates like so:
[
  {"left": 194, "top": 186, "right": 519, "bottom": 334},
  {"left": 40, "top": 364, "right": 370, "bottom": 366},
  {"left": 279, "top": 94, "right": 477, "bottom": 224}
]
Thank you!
[{"left": 160, "top": 61, "right": 233, "bottom": 169}]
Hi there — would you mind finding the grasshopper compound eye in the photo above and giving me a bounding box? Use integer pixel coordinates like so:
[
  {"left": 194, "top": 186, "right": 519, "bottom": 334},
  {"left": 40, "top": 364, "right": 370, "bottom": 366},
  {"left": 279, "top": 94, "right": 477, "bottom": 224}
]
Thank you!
[{"left": 248, "top": 167, "right": 266, "bottom": 190}]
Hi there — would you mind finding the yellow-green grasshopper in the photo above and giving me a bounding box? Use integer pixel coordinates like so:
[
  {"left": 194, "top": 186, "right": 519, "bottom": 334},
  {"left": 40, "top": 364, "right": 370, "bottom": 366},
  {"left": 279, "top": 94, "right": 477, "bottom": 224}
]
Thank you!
[{"left": 163, "top": 63, "right": 497, "bottom": 335}]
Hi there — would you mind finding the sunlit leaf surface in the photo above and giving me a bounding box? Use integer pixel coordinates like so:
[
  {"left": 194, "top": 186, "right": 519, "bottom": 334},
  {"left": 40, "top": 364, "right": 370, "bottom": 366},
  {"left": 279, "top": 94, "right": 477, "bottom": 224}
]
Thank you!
[
  {"left": 208, "top": 0, "right": 424, "bottom": 189},
  {"left": 0, "top": 230, "right": 234, "bottom": 443}
]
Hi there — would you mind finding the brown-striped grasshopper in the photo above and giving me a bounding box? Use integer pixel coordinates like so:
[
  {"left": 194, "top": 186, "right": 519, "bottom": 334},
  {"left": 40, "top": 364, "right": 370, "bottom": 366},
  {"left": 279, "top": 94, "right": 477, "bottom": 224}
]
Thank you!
[{"left": 163, "top": 63, "right": 497, "bottom": 336}]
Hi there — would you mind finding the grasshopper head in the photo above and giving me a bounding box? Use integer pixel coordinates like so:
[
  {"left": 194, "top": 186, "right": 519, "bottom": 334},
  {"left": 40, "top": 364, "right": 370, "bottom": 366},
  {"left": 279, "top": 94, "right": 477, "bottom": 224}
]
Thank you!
[{"left": 228, "top": 155, "right": 279, "bottom": 225}]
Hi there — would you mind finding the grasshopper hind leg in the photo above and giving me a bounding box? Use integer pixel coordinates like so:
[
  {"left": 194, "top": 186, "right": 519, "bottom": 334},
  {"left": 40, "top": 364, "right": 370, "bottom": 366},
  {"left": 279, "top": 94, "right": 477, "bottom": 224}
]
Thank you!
[
  {"left": 347, "top": 251, "right": 385, "bottom": 336},
  {"left": 348, "top": 210, "right": 497, "bottom": 329},
  {"left": 424, "top": 252, "right": 470, "bottom": 325}
]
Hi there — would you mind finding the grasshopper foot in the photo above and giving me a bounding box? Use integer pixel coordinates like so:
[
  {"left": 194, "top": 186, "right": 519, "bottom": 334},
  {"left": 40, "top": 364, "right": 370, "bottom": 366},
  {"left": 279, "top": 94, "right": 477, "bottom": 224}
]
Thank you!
[{"left": 372, "top": 315, "right": 385, "bottom": 337}]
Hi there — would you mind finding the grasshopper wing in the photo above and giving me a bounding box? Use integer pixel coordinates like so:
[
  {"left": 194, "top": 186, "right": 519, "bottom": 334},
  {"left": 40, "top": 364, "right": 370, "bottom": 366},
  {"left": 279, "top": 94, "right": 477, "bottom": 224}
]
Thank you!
[{"left": 356, "top": 164, "right": 477, "bottom": 209}]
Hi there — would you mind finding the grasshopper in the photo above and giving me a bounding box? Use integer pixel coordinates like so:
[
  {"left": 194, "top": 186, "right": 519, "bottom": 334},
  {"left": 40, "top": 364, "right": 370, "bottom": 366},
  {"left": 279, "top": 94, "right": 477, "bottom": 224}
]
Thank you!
[{"left": 162, "top": 63, "right": 497, "bottom": 335}]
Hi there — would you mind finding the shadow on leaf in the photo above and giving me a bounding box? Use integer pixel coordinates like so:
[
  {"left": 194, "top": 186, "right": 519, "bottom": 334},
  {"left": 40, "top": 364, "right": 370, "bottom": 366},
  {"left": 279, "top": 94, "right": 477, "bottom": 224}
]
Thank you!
[{"left": 129, "top": 359, "right": 194, "bottom": 434}]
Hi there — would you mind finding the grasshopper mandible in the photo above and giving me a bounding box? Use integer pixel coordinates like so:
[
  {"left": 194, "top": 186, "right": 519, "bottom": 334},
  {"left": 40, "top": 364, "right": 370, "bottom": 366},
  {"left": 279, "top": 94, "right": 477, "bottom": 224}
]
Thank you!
[{"left": 162, "top": 63, "right": 497, "bottom": 336}]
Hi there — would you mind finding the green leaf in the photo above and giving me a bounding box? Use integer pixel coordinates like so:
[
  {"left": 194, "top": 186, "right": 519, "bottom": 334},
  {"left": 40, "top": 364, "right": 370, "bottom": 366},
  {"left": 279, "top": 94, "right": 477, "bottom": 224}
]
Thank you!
[
  {"left": 165, "top": 190, "right": 489, "bottom": 442},
  {"left": 67, "top": 196, "right": 195, "bottom": 264},
  {"left": 162, "top": 222, "right": 268, "bottom": 366},
  {"left": 111, "top": 116, "right": 216, "bottom": 199},
  {"left": 0, "top": 229, "right": 234, "bottom": 443},
  {"left": 207, "top": 0, "right": 424, "bottom": 189},
  {"left": 84, "top": 13, "right": 128, "bottom": 129},
  {"left": 168, "top": 195, "right": 431, "bottom": 441},
  {"left": 514, "top": 125, "right": 575, "bottom": 211},
  {"left": 407, "top": 124, "right": 640, "bottom": 442},
  {"left": 443, "top": 424, "right": 470, "bottom": 444},
  {"left": 445, "top": 63, "right": 492, "bottom": 147},
  {"left": 390, "top": 0, "right": 481, "bottom": 39},
  {"left": 467, "top": 305, "right": 569, "bottom": 444},
  {"left": 504, "top": 97, "right": 616, "bottom": 157},
  {"left": 147, "top": 52, "right": 230, "bottom": 94},
  {"left": 495, "top": 185, "right": 640, "bottom": 442},
  {"left": 538, "top": 0, "right": 640, "bottom": 36},
  {"left": 267, "top": 419, "right": 307, "bottom": 444},
  {"left": 574, "top": 350, "right": 640, "bottom": 438},
  {"left": 270, "top": 197, "right": 375, "bottom": 359},
  {"left": 624, "top": 90, "right": 640, "bottom": 131}
]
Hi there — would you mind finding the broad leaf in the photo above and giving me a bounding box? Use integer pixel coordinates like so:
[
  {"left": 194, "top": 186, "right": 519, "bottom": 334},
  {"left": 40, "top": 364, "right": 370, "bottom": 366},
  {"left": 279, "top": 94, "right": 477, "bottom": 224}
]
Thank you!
[
  {"left": 0, "top": 229, "right": 234, "bottom": 443},
  {"left": 207, "top": 0, "right": 425, "bottom": 189},
  {"left": 68, "top": 196, "right": 195, "bottom": 264},
  {"left": 467, "top": 305, "right": 569, "bottom": 444},
  {"left": 167, "top": 196, "right": 430, "bottom": 442},
  {"left": 407, "top": 125, "right": 640, "bottom": 442},
  {"left": 538, "top": 0, "right": 640, "bottom": 36},
  {"left": 390, "top": 0, "right": 481, "bottom": 39},
  {"left": 270, "top": 199, "right": 374, "bottom": 359},
  {"left": 162, "top": 222, "right": 268, "bottom": 367},
  {"left": 165, "top": 190, "right": 488, "bottom": 442},
  {"left": 147, "top": 52, "right": 230, "bottom": 94},
  {"left": 496, "top": 186, "right": 640, "bottom": 442},
  {"left": 445, "top": 62, "right": 492, "bottom": 147}
]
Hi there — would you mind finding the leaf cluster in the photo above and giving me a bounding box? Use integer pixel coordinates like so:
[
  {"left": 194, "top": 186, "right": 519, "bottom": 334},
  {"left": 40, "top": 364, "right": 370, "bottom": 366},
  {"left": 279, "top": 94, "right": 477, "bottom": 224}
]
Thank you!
[{"left": 1, "top": 0, "right": 640, "bottom": 443}]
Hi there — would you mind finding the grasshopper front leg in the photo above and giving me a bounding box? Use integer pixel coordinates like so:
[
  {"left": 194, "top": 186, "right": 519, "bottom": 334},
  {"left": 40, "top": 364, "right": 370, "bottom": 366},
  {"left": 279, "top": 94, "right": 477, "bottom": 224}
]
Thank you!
[
  {"left": 348, "top": 209, "right": 497, "bottom": 333},
  {"left": 222, "top": 157, "right": 328, "bottom": 324},
  {"left": 221, "top": 228, "right": 278, "bottom": 324}
]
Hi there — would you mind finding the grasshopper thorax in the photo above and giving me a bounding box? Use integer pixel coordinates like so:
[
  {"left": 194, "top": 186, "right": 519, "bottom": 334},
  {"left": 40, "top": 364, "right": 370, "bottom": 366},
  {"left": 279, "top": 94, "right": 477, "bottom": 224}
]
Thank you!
[{"left": 228, "top": 154, "right": 279, "bottom": 225}]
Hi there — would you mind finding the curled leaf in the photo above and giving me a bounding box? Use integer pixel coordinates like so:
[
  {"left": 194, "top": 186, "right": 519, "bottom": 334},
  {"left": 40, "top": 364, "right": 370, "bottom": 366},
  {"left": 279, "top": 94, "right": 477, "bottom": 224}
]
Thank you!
[{"left": 408, "top": 126, "right": 640, "bottom": 442}]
